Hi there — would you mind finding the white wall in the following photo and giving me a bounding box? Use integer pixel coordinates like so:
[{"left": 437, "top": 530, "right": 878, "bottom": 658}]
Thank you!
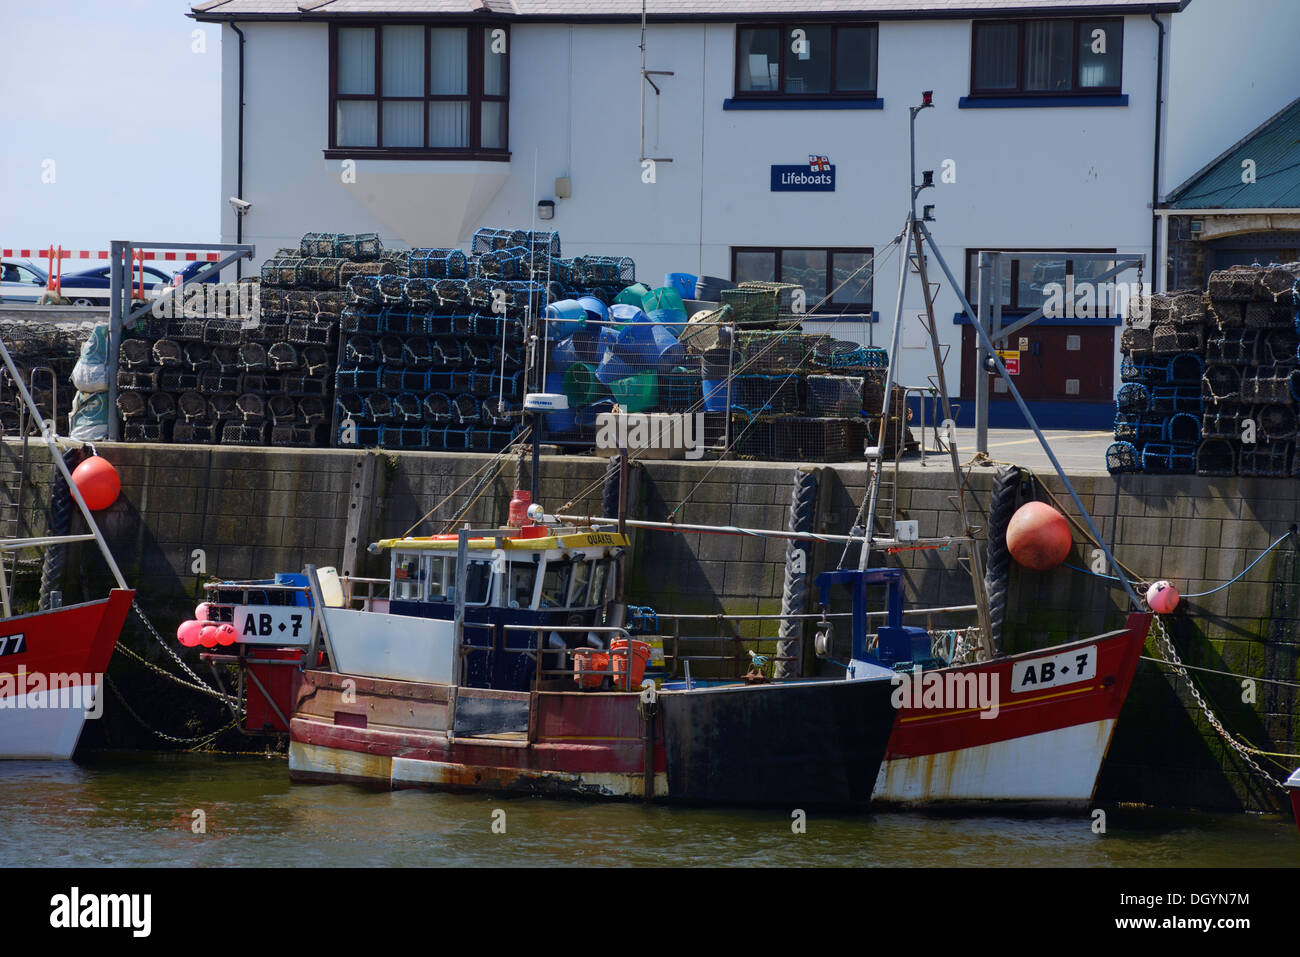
[
  {"left": 1164, "top": 0, "right": 1300, "bottom": 195},
  {"left": 222, "top": 15, "right": 1165, "bottom": 395}
]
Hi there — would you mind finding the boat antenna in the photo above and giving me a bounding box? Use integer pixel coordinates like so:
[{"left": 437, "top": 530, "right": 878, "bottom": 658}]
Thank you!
[{"left": 899, "top": 92, "right": 1143, "bottom": 612}]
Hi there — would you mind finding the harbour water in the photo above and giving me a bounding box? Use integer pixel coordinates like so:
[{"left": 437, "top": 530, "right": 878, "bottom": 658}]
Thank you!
[{"left": 1, "top": 754, "right": 1294, "bottom": 867}]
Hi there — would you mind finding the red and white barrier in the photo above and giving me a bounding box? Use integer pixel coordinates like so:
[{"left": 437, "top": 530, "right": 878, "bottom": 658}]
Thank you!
[
  {"left": 3, "top": 246, "right": 225, "bottom": 300},
  {"left": 2, "top": 248, "right": 221, "bottom": 262}
]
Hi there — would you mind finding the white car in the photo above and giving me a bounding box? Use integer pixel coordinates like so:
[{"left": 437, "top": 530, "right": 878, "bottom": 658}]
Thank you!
[{"left": 0, "top": 260, "right": 49, "bottom": 303}]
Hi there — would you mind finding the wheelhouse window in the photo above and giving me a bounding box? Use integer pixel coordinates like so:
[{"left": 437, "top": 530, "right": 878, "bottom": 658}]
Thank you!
[
  {"left": 391, "top": 551, "right": 425, "bottom": 601},
  {"left": 964, "top": 249, "right": 1120, "bottom": 314},
  {"left": 732, "top": 247, "right": 874, "bottom": 315},
  {"left": 971, "top": 19, "right": 1122, "bottom": 96},
  {"left": 507, "top": 561, "right": 537, "bottom": 609},
  {"left": 540, "top": 560, "right": 573, "bottom": 609},
  {"left": 331, "top": 23, "right": 509, "bottom": 154},
  {"left": 735, "top": 24, "right": 878, "bottom": 98}
]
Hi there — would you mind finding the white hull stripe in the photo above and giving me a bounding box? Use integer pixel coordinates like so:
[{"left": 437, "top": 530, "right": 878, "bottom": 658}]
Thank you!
[
  {"left": 0, "top": 686, "right": 98, "bottom": 760},
  {"left": 873, "top": 719, "right": 1117, "bottom": 805}
]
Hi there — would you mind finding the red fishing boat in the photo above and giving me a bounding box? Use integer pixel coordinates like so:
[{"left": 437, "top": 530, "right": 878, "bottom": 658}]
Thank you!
[
  {"left": 0, "top": 591, "right": 134, "bottom": 758},
  {"left": 0, "top": 333, "right": 134, "bottom": 759}
]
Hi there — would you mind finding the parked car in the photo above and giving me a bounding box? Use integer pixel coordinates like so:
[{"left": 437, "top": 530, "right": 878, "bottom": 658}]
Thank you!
[
  {"left": 0, "top": 260, "right": 50, "bottom": 303},
  {"left": 175, "top": 260, "right": 223, "bottom": 284},
  {"left": 57, "top": 264, "right": 177, "bottom": 306}
]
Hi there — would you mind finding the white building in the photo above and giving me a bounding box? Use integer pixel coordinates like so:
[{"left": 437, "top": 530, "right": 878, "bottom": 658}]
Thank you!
[{"left": 191, "top": 0, "right": 1300, "bottom": 428}]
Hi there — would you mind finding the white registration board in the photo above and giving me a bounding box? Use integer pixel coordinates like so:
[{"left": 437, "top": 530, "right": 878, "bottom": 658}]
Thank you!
[
  {"left": 233, "top": 605, "right": 311, "bottom": 646},
  {"left": 1009, "top": 645, "right": 1097, "bottom": 693}
]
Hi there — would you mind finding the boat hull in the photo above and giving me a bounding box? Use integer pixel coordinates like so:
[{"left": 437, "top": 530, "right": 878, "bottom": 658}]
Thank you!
[
  {"left": 0, "top": 590, "right": 134, "bottom": 759},
  {"left": 289, "top": 670, "right": 665, "bottom": 799},
  {"left": 872, "top": 613, "right": 1152, "bottom": 807},
  {"left": 660, "top": 677, "right": 898, "bottom": 807}
]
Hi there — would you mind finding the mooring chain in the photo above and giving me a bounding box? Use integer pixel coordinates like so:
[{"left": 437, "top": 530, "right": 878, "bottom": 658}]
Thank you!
[
  {"left": 129, "top": 599, "right": 233, "bottom": 698},
  {"left": 103, "top": 673, "right": 242, "bottom": 748},
  {"left": 112, "top": 641, "right": 243, "bottom": 708},
  {"left": 1152, "top": 615, "right": 1286, "bottom": 791}
]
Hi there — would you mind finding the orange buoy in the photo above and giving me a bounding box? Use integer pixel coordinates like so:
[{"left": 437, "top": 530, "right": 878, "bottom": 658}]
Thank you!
[
  {"left": 1006, "top": 501, "right": 1072, "bottom": 571},
  {"left": 71, "top": 455, "right": 121, "bottom": 511}
]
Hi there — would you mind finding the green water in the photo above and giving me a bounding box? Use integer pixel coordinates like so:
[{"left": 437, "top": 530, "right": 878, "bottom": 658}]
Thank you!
[{"left": 1, "top": 754, "right": 1295, "bottom": 867}]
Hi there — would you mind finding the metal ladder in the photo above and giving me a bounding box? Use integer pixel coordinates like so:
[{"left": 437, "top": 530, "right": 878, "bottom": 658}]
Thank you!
[{"left": 0, "top": 368, "right": 58, "bottom": 604}]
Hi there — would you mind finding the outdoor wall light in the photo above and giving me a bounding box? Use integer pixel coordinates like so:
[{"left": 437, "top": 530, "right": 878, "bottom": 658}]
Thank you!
[{"left": 537, "top": 200, "right": 555, "bottom": 221}]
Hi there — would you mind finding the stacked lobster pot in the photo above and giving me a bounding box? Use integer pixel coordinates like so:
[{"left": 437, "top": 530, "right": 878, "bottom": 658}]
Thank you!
[
  {"left": 1107, "top": 263, "right": 1300, "bottom": 476},
  {"left": 334, "top": 227, "right": 536, "bottom": 452},
  {"left": 114, "top": 232, "right": 380, "bottom": 446},
  {"left": 115, "top": 275, "right": 282, "bottom": 445},
  {"left": 725, "top": 332, "right": 880, "bottom": 463}
]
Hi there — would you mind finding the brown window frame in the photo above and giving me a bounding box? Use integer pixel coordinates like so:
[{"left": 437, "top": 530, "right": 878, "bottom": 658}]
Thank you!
[
  {"left": 732, "top": 23, "right": 879, "bottom": 101},
  {"left": 326, "top": 22, "right": 510, "bottom": 160},
  {"left": 969, "top": 18, "right": 1123, "bottom": 98},
  {"left": 731, "top": 246, "right": 875, "bottom": 316}
]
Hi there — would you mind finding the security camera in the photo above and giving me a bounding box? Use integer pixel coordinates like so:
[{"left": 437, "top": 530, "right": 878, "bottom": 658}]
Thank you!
[{"left": 229, "top": 197, "right": 251, "bottom": 212}]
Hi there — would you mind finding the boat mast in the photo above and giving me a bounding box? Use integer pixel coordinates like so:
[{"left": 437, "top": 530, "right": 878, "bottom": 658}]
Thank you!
[
  {"left": 895, "top": 94, "right": 1142, "bottom": 613},
  {"left": 0, "top": 332, "right": 129, "bottom": 591},
  {"left": 862, "top": 92, "right": 993, "bottom": 655}
]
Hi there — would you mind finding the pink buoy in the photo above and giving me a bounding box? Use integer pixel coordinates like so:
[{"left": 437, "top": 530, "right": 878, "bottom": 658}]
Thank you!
[
  {"left": 215, "top": 622, "right": 237, "bottom": 647},
  {"left": 198, "top": 623, "right": 220, "bottom": 649},
  {"left": 195, "top": 602, "right": 211, "bottom": 621},
  {"left": 177, "top": 619, "right": 203, "bottom": 647},
  {"left": 1146, "top": 580, "right": 1180, "bottom": 614}
]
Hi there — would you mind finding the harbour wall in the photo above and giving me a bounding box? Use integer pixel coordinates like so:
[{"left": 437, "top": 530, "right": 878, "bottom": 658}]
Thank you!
[{"left": 13, "top": 439, "right": 1296, "bottom": 814}]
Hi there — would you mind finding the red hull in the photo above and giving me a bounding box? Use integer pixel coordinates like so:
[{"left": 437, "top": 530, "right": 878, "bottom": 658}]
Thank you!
[
  {"left": 874, "top": 613, "right": 1151, "bottom": 805},
  {"left": 0, "top": 589, "right": 135, "bottom": 759},
  {"left": 289, "top": 671, "right": 664, "bottom": 798}
]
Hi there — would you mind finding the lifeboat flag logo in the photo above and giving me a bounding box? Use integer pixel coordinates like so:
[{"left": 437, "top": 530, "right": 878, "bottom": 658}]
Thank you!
[{"left": 771, "top": 155, "right": 835, "bottom": 192}]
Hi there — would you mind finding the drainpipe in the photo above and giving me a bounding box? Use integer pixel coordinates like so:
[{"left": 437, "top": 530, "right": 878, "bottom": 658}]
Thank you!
[
  {"left": 232, "top": 22, "right": 246, "bottom": 280},
  {"left": 1149, "top": 13, "right": 1165, "bottom": 291}
]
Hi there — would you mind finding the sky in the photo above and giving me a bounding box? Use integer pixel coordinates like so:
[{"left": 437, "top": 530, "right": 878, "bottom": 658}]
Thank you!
[{"left": 0, "top": 0, "right": 221, "bottom": 259}]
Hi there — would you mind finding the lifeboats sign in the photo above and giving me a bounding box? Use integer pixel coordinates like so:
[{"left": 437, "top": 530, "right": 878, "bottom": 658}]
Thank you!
[{"left": 771, "top": 155, "right": 835, "bottom": 192}]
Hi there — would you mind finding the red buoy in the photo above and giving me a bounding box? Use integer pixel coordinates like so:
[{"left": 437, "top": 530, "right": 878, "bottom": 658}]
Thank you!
[
  {"left": 71, "top": 456, "right": 121, "bottom": 511},
  {"left": 1006, "top": 501, "right": 1072, "bottom": 571}
]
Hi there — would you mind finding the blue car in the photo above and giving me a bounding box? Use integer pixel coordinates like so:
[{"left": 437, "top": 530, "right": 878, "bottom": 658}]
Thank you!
[{"left": 57, "top": 264, "right": 177, "bottom": 306}]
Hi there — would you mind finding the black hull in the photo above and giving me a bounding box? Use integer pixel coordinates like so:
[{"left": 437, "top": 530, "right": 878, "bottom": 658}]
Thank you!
[{"left": 661, "top": 678, "right": 898, "bottom": 807}]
